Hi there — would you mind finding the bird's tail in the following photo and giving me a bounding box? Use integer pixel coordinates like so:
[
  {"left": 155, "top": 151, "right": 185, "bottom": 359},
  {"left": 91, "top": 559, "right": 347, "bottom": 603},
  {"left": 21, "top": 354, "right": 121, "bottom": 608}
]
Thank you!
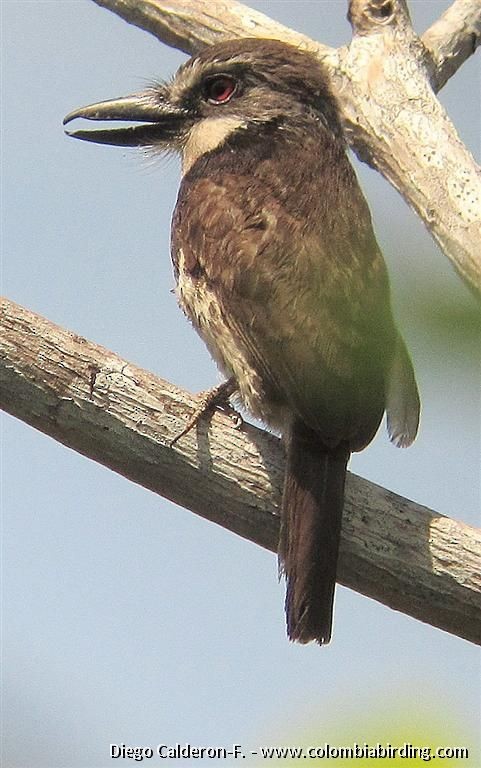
[{"left": 279, "top": 421, "right": 349, "bottom": 645}]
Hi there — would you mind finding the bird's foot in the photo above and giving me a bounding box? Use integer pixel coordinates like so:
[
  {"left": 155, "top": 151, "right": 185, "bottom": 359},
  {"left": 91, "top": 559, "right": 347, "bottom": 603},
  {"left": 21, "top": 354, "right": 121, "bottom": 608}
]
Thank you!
[{"left": 170, "top": 377, "right": 241, "bottom": 446}]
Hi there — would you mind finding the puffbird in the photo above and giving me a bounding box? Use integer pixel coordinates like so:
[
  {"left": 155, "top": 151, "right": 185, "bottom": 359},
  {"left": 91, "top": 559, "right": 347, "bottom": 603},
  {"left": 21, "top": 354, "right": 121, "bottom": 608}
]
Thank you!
[{"left": 64, "top": 38, "right": 420, "bottom": 644}]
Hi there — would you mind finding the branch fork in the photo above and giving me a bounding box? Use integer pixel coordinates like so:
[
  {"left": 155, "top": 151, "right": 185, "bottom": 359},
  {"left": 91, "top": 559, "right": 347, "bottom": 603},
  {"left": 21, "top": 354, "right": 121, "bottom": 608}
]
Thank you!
[{"left": 3, "top": 0, "right": 481, "bottom": 644}]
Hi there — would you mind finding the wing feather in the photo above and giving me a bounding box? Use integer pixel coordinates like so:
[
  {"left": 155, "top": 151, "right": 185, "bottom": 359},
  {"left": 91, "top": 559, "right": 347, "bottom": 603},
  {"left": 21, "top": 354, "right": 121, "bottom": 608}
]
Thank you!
[{"left": 172, "top": 168, "right": 396, "bottom": 449}]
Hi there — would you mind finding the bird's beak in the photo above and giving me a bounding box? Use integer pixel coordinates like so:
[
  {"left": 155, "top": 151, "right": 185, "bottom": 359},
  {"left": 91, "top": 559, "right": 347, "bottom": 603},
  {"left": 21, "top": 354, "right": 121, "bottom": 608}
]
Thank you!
[{"left": 63, "top": 91, "right": 187, "bottom": 147}]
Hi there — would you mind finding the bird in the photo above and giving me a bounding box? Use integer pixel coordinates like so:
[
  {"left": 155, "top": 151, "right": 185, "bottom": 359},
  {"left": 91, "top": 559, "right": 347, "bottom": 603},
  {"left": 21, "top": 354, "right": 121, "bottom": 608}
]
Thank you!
[{"left": 64, "top": 38, "right": 420, "bottom": 645}]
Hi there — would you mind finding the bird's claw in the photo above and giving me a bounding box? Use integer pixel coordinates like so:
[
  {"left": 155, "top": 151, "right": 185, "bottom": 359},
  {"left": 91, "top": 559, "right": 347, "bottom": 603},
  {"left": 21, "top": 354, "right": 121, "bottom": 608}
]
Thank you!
[{"left": 170, "top": 377, "right": 240, "bottom": 446}]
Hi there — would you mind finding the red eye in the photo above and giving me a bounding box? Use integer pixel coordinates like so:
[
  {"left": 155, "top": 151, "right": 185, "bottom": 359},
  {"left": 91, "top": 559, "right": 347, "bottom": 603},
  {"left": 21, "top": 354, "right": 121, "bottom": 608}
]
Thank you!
[{"left": 203, "top": 75, "right": 237, "bottom": 105}]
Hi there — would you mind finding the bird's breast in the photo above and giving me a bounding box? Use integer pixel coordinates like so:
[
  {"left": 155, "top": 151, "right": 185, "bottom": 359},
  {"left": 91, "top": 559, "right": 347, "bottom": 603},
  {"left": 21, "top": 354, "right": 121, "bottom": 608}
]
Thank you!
[{"left": 174, "top": 245, "right": 279, "bottom": 423}]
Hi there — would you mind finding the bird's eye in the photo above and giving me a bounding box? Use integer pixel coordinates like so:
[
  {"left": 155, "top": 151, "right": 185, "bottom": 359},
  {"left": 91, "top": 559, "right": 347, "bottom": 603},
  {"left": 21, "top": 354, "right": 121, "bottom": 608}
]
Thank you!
[{"left": 203, "top": 75, "right": 237, "bottom": 105}]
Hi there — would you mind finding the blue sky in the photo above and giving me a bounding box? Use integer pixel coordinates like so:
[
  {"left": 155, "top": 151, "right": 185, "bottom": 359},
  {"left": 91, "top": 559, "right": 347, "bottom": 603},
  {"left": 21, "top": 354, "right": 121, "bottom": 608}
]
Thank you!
[{"left": 2, "top": 2, "right": 480, "bottom": 767}]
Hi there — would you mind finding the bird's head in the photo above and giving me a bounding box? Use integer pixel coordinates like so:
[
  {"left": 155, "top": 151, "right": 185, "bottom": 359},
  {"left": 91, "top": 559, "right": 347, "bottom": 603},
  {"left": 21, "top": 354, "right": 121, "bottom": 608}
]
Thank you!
[{"left": 64, "top": 38, "right": 341, "bottom": 173}]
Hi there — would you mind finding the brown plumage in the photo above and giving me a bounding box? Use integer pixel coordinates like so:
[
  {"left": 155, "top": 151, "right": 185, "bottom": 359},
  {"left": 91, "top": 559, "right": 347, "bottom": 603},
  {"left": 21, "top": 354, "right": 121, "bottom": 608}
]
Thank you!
[{"left": 65, "top": 38, "right": 420, "bottom": 644}]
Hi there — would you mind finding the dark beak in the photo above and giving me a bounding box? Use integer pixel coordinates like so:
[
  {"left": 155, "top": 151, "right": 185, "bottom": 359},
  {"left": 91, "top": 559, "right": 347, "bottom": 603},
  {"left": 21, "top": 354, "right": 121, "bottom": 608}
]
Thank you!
[{"left": 63, "top": 91, "right": 187, "bottom": 147}]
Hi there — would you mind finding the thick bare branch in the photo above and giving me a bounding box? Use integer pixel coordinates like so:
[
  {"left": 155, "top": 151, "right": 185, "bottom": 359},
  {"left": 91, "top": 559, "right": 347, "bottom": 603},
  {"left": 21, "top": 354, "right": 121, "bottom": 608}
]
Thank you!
[
  {"left": 2, "top": 297, "right": 480, "bottom": 645},
  {"left": 421, "top": 0, "right": 481, "bottom": 91},
  {"left": 91, "top": 0, "right": 331, "bottom": 55},
  {"left": 331, "top": 0, "right": 481, "bottom": 292}
]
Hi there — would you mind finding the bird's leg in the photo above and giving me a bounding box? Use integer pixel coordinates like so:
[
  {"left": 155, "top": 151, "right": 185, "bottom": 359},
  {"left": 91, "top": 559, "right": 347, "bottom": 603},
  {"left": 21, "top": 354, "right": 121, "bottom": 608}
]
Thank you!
[{"left": 170, "top": 376, "right": 241, "bottom": 446}]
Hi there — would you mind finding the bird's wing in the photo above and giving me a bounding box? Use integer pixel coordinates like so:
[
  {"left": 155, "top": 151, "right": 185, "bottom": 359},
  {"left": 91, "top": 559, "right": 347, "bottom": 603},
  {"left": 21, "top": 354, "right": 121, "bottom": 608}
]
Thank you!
[{"left": 172, "top": 171, "right": 394, "bottom": 448}]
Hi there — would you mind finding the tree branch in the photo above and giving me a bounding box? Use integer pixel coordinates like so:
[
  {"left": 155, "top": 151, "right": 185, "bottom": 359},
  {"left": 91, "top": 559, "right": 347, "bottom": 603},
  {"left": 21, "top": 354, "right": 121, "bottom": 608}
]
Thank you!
[
  {"left": 89, "top": 0, "right": 481, "bottom": 295},
  {"left": 422, "top": 0, "right": 481, "bottom": 91},
  {"left": 2, "top": 297, "right": 480, "bottom": 645},
  {"left": 330, "top": 0, "right": 481, "bottom": 293},
  {"left": 91, "top": 0, "right": 331, "bottom": 55}
]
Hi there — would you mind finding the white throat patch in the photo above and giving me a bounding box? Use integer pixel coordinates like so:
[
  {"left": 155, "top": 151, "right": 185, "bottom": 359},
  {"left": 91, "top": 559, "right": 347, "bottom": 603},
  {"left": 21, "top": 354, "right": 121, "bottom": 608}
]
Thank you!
[{"left": 182, "top": 116, "right": 246, "bottom": 174}]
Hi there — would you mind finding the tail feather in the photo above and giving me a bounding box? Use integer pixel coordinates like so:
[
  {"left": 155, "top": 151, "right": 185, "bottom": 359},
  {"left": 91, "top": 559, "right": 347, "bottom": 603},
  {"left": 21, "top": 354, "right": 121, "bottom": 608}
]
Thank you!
[
  {"left": 386, "top": 333, "right": 420, "bottom": 448},
  {"left": 279, "top": 422, "right": 349, "bottom": 645}
]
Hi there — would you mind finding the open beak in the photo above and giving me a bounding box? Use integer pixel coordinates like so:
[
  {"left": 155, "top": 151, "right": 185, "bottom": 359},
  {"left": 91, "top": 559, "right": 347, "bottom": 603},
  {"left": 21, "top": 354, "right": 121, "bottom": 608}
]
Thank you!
[{"left": 63, "top": 91, "right": 187, "bottom": 147}]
